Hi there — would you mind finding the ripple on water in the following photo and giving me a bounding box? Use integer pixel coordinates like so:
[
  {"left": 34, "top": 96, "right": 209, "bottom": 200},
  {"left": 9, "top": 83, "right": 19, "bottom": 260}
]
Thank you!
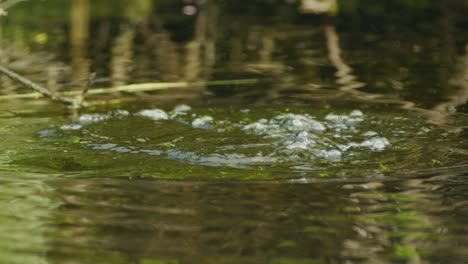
[{"left": 33, "top": 105, "right": 465, "bottom": 179}]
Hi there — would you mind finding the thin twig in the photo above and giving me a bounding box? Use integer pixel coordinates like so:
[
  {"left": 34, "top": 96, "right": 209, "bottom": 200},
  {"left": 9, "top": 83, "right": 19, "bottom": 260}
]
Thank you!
[
  {"left": 75, "top": 72, "right": 96, "bottom": 106},
  {"left": 0, "top": 65, "right": 76, "bottom": 105},
  {"left": 0, "top": 73, "right": 259, "bottom": 101}
]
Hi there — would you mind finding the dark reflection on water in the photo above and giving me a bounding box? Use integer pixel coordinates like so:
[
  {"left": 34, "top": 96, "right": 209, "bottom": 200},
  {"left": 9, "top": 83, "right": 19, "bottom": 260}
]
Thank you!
[
  {"left": 42, "top": 175, "right": 468, "bottom": 263},
  {"left": 1, "top": 0, "right": 467, "bottom": 120},
  {"left": 0, "top": 0, "right": 467, "bottom": 263},
  {"left": 47, "top": 179, "right": 351, "bottom": 263}
]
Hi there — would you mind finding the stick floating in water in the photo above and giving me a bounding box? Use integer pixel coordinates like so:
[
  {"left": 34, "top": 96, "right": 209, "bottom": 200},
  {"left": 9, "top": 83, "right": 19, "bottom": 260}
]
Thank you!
[
  {"left": 0, "top": 65, "right": 259, "bottom": 106},
  {"left": 0, "top": 65, "right": 76, "bottom": 105}
]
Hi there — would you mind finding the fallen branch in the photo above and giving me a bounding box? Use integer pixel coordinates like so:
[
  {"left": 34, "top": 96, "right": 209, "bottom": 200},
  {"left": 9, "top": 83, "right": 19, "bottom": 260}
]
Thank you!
[
  {"left": 0, "top": 65, "right": 259, "bottom": 104},
  {"left": 0, "top": 65, "right": 77, "bottom": 105}
]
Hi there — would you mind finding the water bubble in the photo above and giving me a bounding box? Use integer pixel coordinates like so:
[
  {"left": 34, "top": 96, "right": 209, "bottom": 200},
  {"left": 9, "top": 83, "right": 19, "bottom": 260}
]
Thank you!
[
  {"left": 344, "top": 117, "right": 363, "bottom": 126},
  {"left": 139, "top": 149, "right": 162, "bottom": 156},
  {"left": 336, "top": 143, "right": 357, "bottom": 151},
  {"left": 78, "top": 114, "right": 109, "bottom": 124},
  {"left": 244, "top": 122, "right": 268, "bottom": 132},
  {"left": 289, "top": 177, "right": 310, "bottom": 184},
  {"left": 285, "top": 141, "right": 310, "bottom": 150},
  {"left": 36, "top": 129, "right": 57, "bottom": 138},
  {"left": 420, "top": 127, "right": 430, "bottom": 133},
  {"left": 89, "top": 143, "right": 117, "bottom": 150},
  {"left": 112, "top": 109, "right": 130, "bottom": 116},
  {"left": 171, "top": 105, "right": 192, "bottom": 118},
  {"left": 276, "top": 114, "right": 326, "bottom": 133},
  {"left": 174, "top": 104, "right": 192, "bottom": 113},
  {"left": 320, "top": 149, "right": 342, "bottom": 162},
  {"left": 112, "top": 146, "right": 132, "bottom": 153},
  {"left": 350, "top": 110, "right": 364, "bottom": 117},
  {"left": 309, "top": 120, "right": 326, "bottom": 132},
  {"left": 192, "top": 116, "right": 213, "bottom": 129},
  {"left": 60, "top": 124, "right": 83, "bottom": 131},
  {"left": 360, "top": 137, "right": 390, "bottom": 151},
  {"left": 325, "top": 113, "right": 342, "bottom": 121},
  {"left": 137, "top": 109, "right": 169, "bottom": 121},
  {"left": 362, "top": 131, "right": 378, "bottom": 137},
  {"left": 294, "top": 131, "right": 309, "bottom": 142}
]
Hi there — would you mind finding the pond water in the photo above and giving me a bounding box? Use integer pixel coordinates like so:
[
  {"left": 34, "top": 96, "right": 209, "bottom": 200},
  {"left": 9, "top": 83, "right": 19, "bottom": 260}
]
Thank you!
[{"left": 0, "top": 1, "right": 467, "bottom": 263}]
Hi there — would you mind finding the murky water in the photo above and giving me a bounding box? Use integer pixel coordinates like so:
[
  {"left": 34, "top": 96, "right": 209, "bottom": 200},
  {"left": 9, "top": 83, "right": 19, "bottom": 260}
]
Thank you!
[{"left": 0, "top": 1, "right": 467, "bottom": 263}]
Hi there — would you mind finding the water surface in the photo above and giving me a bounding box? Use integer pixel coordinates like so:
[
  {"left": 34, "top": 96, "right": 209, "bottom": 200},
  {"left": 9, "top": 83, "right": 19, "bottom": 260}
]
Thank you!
[{"left": 0, "top": 1, "right": 467, "bottom": 263}]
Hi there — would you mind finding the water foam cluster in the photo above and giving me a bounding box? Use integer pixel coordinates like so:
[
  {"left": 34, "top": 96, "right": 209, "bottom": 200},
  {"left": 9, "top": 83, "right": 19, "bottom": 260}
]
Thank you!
[
  {"left": 241, "top": 110, "right": 390, "bottom": 161},
  {"left": 57, "top": 105, "right": 392, "bottom": 165}
]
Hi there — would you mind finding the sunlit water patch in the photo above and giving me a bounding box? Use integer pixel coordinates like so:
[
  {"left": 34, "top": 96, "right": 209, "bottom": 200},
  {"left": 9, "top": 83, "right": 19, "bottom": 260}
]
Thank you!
[{"left": 32, "top": 105, "right": 466, "bottom": 180}]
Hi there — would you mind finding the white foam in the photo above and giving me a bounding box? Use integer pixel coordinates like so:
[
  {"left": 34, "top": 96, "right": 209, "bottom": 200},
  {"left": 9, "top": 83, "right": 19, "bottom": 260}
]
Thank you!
[
  {"left": 137, "top": 109, "right": 169, "bottom": 121},
  {"left": 60, "top": 124, "right": 83, "bottom": 130},
  {"left": 362, "top": 131, "right": 378, "bottom": 137},
  {"left": 192, "top": 116, "right": 213, "bottom": 129},
  {"left": 350, "top": 110, "right": 364, "bottom": 117},
  {"left": 78, "top": 114, "right": 109, "bottom": 124},
  {"left": 360, "top": 137, "right": 390, "bottom": 151},
  {"left": 320, "top": 149, "right": 342, "bottom": 162}
]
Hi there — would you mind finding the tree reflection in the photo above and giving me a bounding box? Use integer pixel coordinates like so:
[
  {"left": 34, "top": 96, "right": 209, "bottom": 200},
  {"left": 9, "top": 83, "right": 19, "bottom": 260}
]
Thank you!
[
  {"left": 70, "top": 0, "right": 90, "bottom": 80},
  {"left": 0, "top": 0, "right": 465, "bottom": 123}
]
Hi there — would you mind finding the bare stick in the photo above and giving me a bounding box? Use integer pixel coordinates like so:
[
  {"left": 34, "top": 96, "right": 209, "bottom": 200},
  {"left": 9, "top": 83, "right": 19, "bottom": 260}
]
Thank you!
[
  {"left": 0, "top": 78, "right": 259, "bottom": 101},
  {"left": 75, "top": 72, "right": 96, "bottom": 106},
  {"left": 82, "top": 72, "right": 96, "bottom": 97},
  {"left": 0, "top": 65, "right": 76, "bottom": 105}
]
